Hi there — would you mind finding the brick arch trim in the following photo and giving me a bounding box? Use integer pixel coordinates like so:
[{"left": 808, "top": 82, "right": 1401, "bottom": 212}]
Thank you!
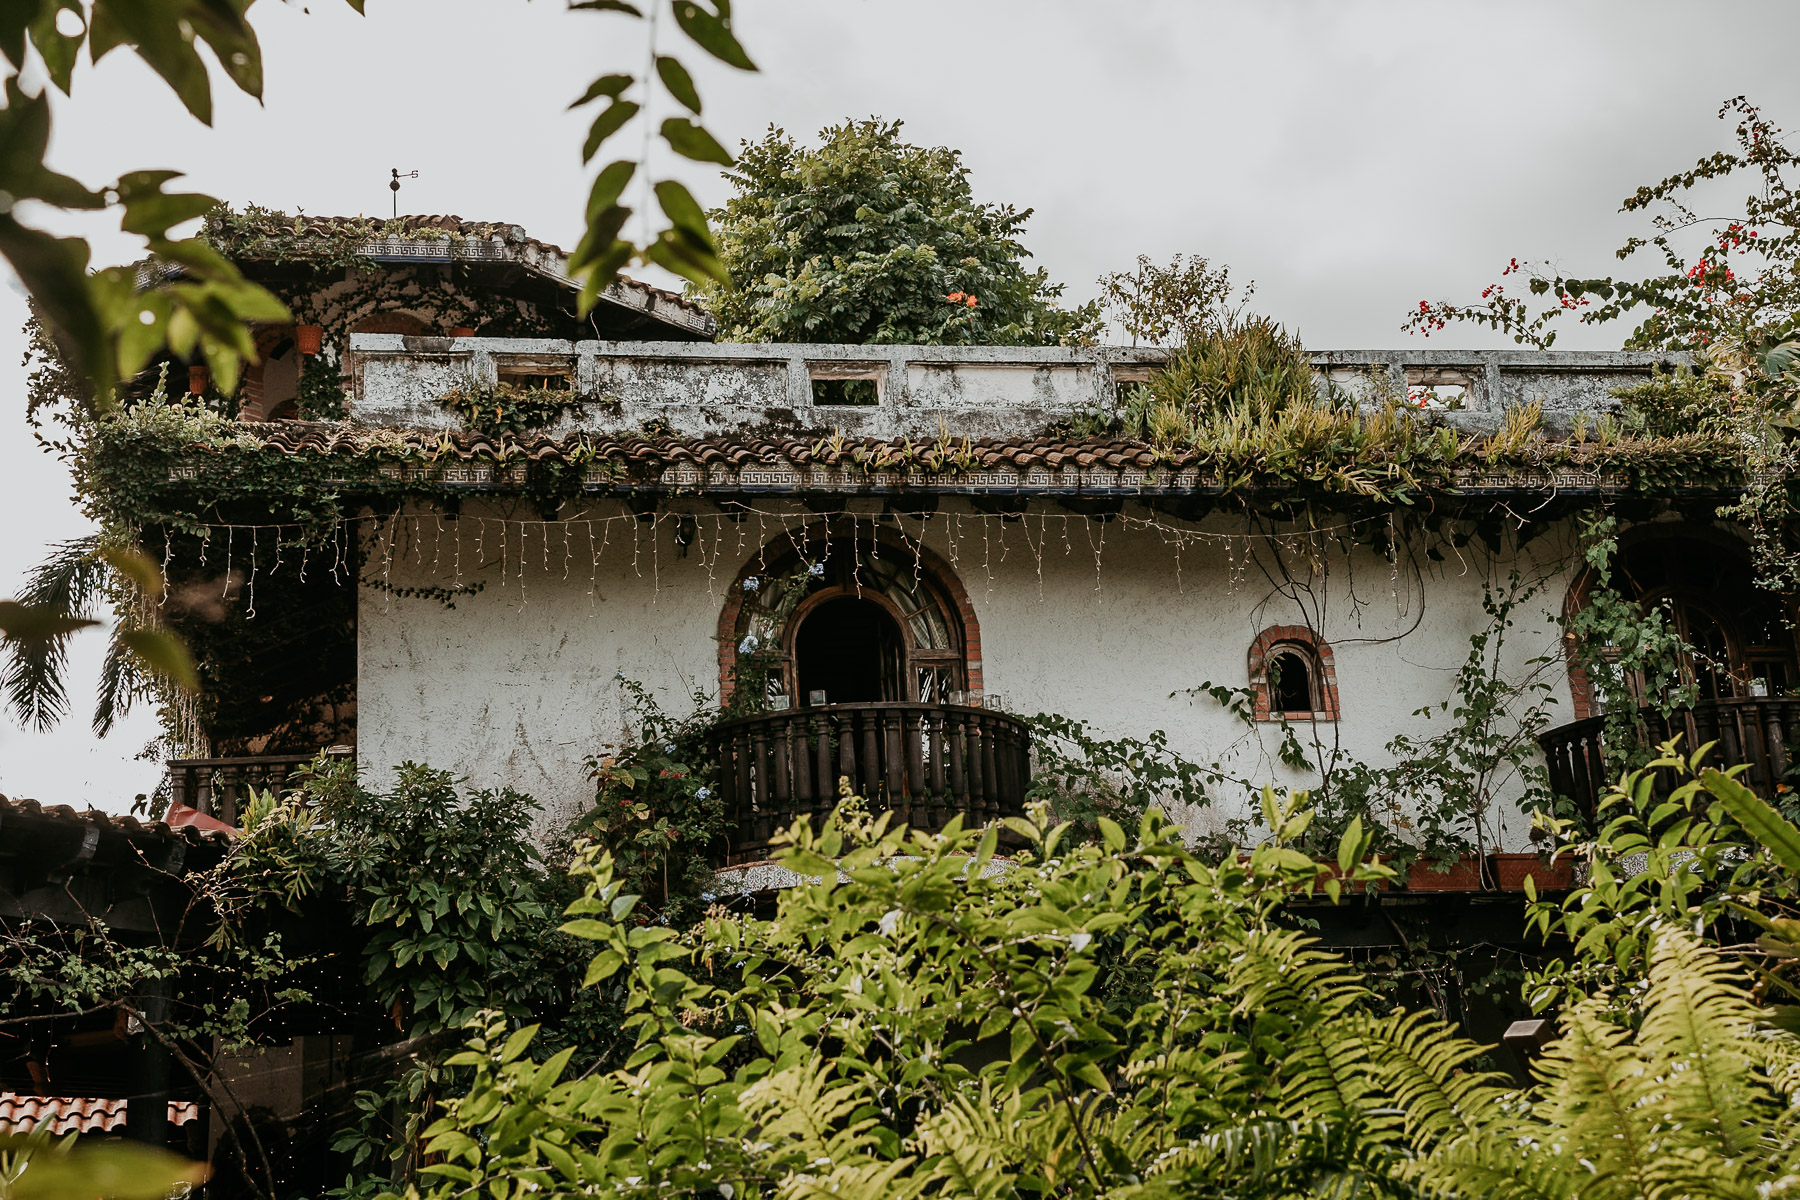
[
  {"left": 716, "top": 519, "right": 983, "bottom": 704},
  {"left": 1562, "top": 568, "right": 1600, "bottom": 720},
  {"left": 1248, "top": 625, "right": 1340, "bottom": 721}
]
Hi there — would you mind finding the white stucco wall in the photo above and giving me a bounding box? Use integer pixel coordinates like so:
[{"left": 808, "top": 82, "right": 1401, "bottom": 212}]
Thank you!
[{"left": 356, "top": 498, "right": 1579, "bottom": 849}]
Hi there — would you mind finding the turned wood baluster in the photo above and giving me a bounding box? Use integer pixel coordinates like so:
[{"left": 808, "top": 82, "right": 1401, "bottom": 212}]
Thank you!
[
  {"left": 1764, "top": 702, "right": 1788, "bottom": 790},
  {"left": 883, "top": 709, "right": 905, "bottom": 817},
  {"left": 925, "top": 710, "right": 947, "bottom": 830},
  {"left": 949, "top": 712, "right": 968, "bottom": 808},
  {"left": 968, "top": 716, "right": 988, "bottom": 820},
  {"left": 753, "top": 722, "right": 773, "bottom": 831},
  {"left": 792, "top": 712, "right": 814, "bottom": 812},
  {"left": 860, "top": 710, "right": 881, "bottom": 799},
  {"left": 1580, "top": 725, "right": 1606, "bottom": 821},
  {"left": 838, "top": 709, "right": 858, "bottom": 798},
  {"left": 217, "top": 765, "right": 241, "bottom": 827},
  {"left": 772, "top": 715, "right": 793, "bottom": 818},
  {"left": 735, "top": 728, "right": 758, "bottom": 850},
  {"left": 813, "top": 711, "right": 835, "bottom": 811},
  {"left": 981, "top": 716, "right": 1000, "bottom": 823}
]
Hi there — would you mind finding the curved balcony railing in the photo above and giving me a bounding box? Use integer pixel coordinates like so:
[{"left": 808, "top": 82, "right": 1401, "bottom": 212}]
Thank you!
[
  {"left": 1538, "top": 696, "right": 1800, "bottom": 818},
  {"left": 707, "top": 702, "right": 1033, "bottom": 865}
]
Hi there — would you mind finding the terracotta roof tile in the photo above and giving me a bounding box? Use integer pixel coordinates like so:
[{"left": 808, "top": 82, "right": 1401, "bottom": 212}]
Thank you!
[
  {"left": 0, "top": 1093, "right": 199, "bottom": 1134},
  {"left": 0, "top": 794, "right": 231, "bottom": 847}
]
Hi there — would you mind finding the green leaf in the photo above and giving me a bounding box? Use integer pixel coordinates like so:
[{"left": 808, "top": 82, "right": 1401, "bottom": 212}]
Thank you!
[
  {"left": 27, "top": 3, "right": 84, "bottom": 94},
  {"left": 115, "top": 171, "right": 217, "bottom": 238},
  {"left": 671, "top": 1, "right": 756, "bottom": 70},
  {"left": 1337, "top": 815, "right": 1363, "bottom": 874},
  {"left": 581, "top": 99, "right": 641, "bottom": 164},
  {"left": 3, "top": 1137, "right": 209, "bottom": 1200},
  {"left": 653, "top": 179, "right": 711, "bottom": 240},
  {"left": 499, "top": 1024, "right": 538, "bottom": 1064},
  {"left": 1701, "top": 767, "right": 1800, "bottom": 875},
  {"left": 569, "top": 72, "right": 634, "bottom": 110},
  {"left": 655, "top": 55, "right": 701, "bottom": 113},
  {"left": 118, "top": 628, "right": 198, "bottom": 691},
  {"left": 0, "top": 601, "right": 98, "bottom": 644},
  {"left": 659, "top": 117, "right": 733, "bottom": 165},
  {"left": 91, "top": 0, "right": 217, "bottom": 123},
  {"left": 99, "top": 545, "right": 164, "bottom": 595},
  {"left": 582, "top": 949, "right": 625, "bottom": 986}
]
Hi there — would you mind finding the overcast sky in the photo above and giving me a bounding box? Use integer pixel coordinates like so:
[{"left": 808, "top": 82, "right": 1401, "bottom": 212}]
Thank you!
[{"left": 5, "top": 0, "right": 1799, "bottom": 808}]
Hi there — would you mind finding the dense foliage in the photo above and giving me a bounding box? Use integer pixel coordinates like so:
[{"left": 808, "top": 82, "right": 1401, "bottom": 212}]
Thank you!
[
  {"left": 700, "top": 120, "right": 1101, "bottom": 345},
  {"left": 409, "top": 765, "right": 1800, "bottom": 1200}
]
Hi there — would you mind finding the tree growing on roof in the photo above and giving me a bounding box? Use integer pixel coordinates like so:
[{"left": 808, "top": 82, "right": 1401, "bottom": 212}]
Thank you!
[{"left": 701, "top": 119, "right": 1102, "bottom": 346}]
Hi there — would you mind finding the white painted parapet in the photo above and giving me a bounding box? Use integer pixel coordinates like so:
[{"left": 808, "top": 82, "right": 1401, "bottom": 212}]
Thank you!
[{"left": 344, "top": 337, "right": 1686, "bottom": 439}]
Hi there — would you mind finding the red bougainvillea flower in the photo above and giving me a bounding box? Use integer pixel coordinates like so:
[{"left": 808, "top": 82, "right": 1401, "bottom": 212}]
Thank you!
[{"left": 946, "top": 291, "right": 965, "bottom": 302}]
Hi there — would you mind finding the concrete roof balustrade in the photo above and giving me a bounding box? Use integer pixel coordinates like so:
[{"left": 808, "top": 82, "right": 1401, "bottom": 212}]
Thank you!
[{"left": 345, "top": 336, "right": 1689, "bottom": 441}]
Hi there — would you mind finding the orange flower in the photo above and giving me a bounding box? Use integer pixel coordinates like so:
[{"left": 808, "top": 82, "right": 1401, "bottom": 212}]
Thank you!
[
  {"left": 946, "top": 291, "right": 965, "bottom": 302},
  {"left": 964, "top": 294, "right": 978, "bottom": 307}
]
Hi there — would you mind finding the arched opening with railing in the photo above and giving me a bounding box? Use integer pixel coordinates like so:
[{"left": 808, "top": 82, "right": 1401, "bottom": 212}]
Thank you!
[
  {"left": 1544, "top": 526, "right": 1800, "bottom": 816},
  {"left": 711, "top": 521, "right": 1023, "bottom": 864}
]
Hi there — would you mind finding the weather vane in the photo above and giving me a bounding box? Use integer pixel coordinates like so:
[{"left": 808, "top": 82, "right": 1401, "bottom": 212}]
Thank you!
[{"left": 389, "top": 168, "right": 418, "bottom": 218}]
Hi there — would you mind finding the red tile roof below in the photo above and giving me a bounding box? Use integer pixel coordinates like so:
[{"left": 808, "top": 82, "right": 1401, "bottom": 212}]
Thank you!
[{"left": 0, "top": 1093, "right": 199, "bottom": 1134}]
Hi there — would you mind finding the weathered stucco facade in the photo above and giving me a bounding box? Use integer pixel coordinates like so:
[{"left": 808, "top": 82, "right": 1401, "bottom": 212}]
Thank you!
[{"left": 355, "top": 496, "right": 1582, "bottom": 850}]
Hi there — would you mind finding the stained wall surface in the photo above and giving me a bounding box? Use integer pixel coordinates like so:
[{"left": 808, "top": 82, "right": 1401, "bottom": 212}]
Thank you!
[{"left": 355, "top": 498, "right": 1580, "bottom": 849}]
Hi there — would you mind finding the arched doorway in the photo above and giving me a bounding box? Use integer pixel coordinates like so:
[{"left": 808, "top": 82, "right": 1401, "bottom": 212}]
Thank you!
[
  {"left": 721, "top": 523, "right": 976, "bottom": 709},
  {"left": 793, "top": 595, "right": 905, "bottom": 705}
]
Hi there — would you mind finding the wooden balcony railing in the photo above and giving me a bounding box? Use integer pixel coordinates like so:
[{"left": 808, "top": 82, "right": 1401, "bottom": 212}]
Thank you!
[
  {"left": 158, "top": 755, "right": 320, "bottom": 826},
  {"left": 708, "top": 702, "right": 1033, "bottom": 865},
  {"left": 1538, "top": 696, "right": 1800, "bottom": 818}
]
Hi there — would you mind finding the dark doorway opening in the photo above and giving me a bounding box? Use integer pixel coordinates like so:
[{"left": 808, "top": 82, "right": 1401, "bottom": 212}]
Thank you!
[{"left": 795, "top": 597, "right": 903, "bottom": 705}]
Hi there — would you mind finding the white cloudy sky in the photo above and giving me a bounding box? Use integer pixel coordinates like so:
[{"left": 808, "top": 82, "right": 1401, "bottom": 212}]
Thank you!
[{"left": 3, "top": 0, "right": 1798, "bottom": 807}]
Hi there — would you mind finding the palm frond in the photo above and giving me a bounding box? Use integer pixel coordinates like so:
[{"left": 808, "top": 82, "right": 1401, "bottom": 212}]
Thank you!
[
  {"left": 1, "top": 537, "right": 104, "bottom": 731},
  {"left": 93, "top": 622, "right": 150, "bottom": 736}
]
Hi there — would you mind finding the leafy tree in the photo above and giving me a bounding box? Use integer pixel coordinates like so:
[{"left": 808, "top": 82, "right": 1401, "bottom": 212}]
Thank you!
[
  {"left": 701, "top": 119, "right": 1102, "bottom": 345},
  {"left": 1097, "top": 252, "right": 1252, "bottom": 347}
]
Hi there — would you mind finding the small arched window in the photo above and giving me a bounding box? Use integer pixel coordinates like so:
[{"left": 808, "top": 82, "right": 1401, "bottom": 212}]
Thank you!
[
  {"left": 1269, "top": 649, "right": 1317, "bottom": 714},
  {"left": 1249, "top": 626, "right": 1339, "bottom": 721}
]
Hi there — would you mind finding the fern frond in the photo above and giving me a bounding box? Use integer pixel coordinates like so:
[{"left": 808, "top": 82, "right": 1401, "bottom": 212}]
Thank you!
[
  {"left": 1227, "top": 931, "right": 1383, "bottom": 1128},
  {"left": 1355, "top": 1007, "right": 1510, "bottom": 1150},
  {"left": 911, "top": 1085, "right": 1034, "bottom": 1200},
  {"left": 738, "top": 1061, "right": 888, "bottom": 1176},
  {"left": 1534, "top": 1007, "right": 1658, "bottom": 1200},
  {"left": 1416, "top": 1130, "right": 1582, "bottom": 1200},
  {"left": 1637, "top": 927, "right": 1768, "bottom": 1163}
]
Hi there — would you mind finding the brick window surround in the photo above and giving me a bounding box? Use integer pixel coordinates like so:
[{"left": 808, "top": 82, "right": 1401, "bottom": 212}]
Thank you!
[
  {"left": 1248, "top": 625, "right": 1340, "bottom": 721},
  {"left": 717, "top": 519, "right": 983, "bottom": 705}
]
